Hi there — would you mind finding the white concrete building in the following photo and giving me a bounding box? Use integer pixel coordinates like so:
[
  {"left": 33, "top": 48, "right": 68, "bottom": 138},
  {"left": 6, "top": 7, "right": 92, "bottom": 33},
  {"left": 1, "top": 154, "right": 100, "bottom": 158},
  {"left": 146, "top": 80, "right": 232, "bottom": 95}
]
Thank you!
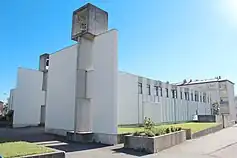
[
  {"left": 10, "top": 68, "right": 46, "bottom": 127},
  {"left": 8, "top": 3, "right": 221, "bottom": 145},
  {"left": 176, "top": 78, "right": 236, "bottom": 121},
  {"left": 118, "top": 72, "right": 212, "bottom": 125}
]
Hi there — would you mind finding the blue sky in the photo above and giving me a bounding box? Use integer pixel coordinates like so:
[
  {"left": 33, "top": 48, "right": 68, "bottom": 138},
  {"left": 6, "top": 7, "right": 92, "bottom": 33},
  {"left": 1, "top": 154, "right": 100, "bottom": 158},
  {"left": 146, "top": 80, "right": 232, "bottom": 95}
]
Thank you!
[{"left": 1, "top": 0, "right": 237, "bottom": 101}]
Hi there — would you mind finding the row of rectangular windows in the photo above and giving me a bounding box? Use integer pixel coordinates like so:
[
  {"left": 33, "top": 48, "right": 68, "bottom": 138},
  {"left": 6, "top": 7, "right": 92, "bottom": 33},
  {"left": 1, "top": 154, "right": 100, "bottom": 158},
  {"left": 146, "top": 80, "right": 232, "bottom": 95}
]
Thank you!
[{"left": 138, "top": 82, "right": 211, "bottom": 103}]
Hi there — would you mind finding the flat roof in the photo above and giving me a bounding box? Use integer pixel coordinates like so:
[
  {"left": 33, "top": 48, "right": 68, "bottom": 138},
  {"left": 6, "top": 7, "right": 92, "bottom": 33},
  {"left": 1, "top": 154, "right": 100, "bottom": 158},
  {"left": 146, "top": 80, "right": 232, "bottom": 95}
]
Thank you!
[{"left": 176, "top": 78, "right": 234, "bottom": 86}]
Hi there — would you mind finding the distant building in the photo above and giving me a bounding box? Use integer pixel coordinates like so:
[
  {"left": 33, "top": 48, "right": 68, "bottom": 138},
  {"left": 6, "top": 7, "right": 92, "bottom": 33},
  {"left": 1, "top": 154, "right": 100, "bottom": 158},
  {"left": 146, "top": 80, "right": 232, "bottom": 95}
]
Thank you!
[{"left": 176, "top": 77, "right": 236, "bottom": 121}]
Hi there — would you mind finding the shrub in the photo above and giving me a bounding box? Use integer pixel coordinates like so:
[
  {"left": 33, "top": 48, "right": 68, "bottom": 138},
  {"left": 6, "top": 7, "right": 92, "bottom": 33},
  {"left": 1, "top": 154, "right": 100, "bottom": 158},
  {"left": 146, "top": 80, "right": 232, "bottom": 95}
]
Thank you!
[
  {"left": 145, "top": 130, "right": 155, "bottom": 137},
  {"left": 143, "top": 117, "right": 154, "bottom": 131},
  {"left": 171, "top": 126, "right": 175, "bottom": 132},
  {"left": 165, "top": 127, "right": 170, "bottom": 134},
  {"left": 133, "top": 131, "right": 142, "bottom": 136},
  {"left": 176, "top": 127, "right": 182, "bottom": 131}
]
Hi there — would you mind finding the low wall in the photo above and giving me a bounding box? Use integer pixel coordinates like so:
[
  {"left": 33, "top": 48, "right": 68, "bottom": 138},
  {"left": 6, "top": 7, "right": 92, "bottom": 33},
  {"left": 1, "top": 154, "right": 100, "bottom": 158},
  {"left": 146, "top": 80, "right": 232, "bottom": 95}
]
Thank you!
[
  {"left": 197, "top": 115, "right": 216, "bottom": 122},
  {"left": 184, "top": 124, "right": 223, "bottom": 139},
  {"left": 124, "top": 130, "right": 186, "bottom": 153},
  {"left": 66, "top": 131, "right": 119, "bottom": 145}
]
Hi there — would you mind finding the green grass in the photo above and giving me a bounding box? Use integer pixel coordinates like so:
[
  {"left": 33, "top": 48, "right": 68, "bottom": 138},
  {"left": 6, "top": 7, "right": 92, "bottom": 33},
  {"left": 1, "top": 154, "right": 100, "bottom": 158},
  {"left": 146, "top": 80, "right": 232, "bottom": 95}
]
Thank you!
[
  {"left": 118, "top": 122, "right": 219, "bottom": 134},
  {"left": 0, "top": 141, "right": 54, "bottom": 158}
]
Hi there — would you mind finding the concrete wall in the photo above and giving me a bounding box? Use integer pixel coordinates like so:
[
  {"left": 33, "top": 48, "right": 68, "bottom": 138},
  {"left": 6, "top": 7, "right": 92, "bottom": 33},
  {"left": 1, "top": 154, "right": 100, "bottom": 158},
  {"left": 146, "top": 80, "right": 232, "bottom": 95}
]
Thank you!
[
  {"left": 13, "top": 68, "right": 45, "bottom": 127},
  {"left": 45, "top": 44, "right": 78, "bottom": 135},
  {"left": 46, "top": 30, "right": 118, "bottom": 140},
  {"left": 226, "top": 82, "right": 236, "bottom": 121},
  {"left": 90, "top": 30, "right": 118, "bottom": 135},
  {"left": 118, "top": 72, "right": 211, "bottom": 125}
]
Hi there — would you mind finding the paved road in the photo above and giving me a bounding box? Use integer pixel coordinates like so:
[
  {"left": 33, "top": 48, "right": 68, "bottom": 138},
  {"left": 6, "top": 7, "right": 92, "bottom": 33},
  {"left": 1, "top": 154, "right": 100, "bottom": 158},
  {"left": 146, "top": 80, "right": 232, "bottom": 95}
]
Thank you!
[
  {"left": 66, "top": 125, "right": 237, "bottom": 158},
  {"left": 1, "top": 126, "right": 237, "bottom": 157}
]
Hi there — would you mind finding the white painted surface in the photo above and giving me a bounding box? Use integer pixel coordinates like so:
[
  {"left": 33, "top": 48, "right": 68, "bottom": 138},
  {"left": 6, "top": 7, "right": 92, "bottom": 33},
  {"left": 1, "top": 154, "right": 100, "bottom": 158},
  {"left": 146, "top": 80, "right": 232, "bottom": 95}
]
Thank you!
[
  {"left": 46, "top": 30, "right": 118, "bottom": 138},
  {"left": 118, "top": 72, "right": 211, "bottom": 125},
  {"left": 45, "top": 44, "right": 78, "bottom": 132},
  {"left": 91, "top": 30, "right": 118, "bottom": 135},
  {"left": 13, "top": 68, "right": 45, "bottom": 127}
]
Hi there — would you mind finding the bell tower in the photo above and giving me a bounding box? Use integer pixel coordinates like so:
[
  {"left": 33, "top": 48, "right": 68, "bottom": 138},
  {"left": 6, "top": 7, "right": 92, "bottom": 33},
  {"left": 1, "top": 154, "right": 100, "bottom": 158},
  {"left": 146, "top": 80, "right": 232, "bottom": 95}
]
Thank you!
[{"left": 71, "top": 3, "right": 108, "bottom": 41}]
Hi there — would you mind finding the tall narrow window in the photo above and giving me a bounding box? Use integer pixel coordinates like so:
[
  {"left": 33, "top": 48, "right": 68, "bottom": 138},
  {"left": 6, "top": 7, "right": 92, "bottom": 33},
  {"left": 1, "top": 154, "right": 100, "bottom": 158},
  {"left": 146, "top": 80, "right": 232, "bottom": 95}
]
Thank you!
[
  {"left": 138, "top": 82, "right": 142, "bottom": 94},
  {"left": 166, "top": 88, "right": 169, "bottom": 98},
  {"left": 147, "top": 84, "right": 151, "bottom": 95},
  {"left": 171, "top": 89, "right": 177, "bottom": 98},
  {"left": 184, "top": 92, "right": 187, "bottom": 100},
  {"left": 180, "top": 91, "right": 183, "bottom": 99},
  {"left": 172, "top": 90, "right": 175, "bottom": 98},
  {"left": 154, "top": 86, "right": 158, "bottom": 96},
  {"left": 200, "top": 95, "right": 202, "bottom": 102},
  {"left": 195, "top": 92, "right": 199, "bottom": 102},
  {"left": 159, "top": 87, "right": 163, "bottom": 97},
  {"left": 203, "top": 93, "right": 206, "bottom": 103},
  {"left": 191, "top": 93, "right": 194, "bottom": 101}
]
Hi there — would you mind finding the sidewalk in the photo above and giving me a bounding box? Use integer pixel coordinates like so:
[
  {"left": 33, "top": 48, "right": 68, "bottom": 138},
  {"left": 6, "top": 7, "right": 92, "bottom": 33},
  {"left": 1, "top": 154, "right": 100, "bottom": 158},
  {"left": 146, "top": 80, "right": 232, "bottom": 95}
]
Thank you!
[{"left": 67, "top": 125, "right": 237, "bottom": 158}]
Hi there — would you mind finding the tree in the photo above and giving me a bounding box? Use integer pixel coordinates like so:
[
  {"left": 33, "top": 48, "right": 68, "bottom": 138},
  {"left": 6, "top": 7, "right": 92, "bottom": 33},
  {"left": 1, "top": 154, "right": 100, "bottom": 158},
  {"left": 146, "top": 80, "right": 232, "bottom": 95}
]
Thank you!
[{"left": 212, "top": 102, "right": 220, "bottom": 115}]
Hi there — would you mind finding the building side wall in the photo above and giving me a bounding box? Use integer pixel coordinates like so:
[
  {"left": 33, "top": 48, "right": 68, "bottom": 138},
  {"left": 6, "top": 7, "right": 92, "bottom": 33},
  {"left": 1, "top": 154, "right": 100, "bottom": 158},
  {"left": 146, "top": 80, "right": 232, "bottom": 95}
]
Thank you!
[
  {"left": 91, "top": 30, "right": 118, "bottom": 134},
  {"left": 118, "top": 72, "right": 211, "bottom": 125},
  {"left": 118, "top": 72, "right": 139, "bottom": 124},
  {"left": 13, "top": 68, "right": 45, "bottom": 127},
  {"left": 226, "top": 82, "right": 236, "bottom": 121},
  {"left": 45, "top": 44, "right": 78, "bottom": 133}
]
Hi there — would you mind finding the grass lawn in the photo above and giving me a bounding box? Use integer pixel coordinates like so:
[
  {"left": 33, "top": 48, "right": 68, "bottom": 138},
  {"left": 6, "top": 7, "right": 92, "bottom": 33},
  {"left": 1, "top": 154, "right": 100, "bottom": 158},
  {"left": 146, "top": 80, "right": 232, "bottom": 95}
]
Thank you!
[
  {"left": 0, "top": 141, "right": 54, "bottom": 158},
  {"left": 118, "top": 122, "right": 220, "bottom": 134}
]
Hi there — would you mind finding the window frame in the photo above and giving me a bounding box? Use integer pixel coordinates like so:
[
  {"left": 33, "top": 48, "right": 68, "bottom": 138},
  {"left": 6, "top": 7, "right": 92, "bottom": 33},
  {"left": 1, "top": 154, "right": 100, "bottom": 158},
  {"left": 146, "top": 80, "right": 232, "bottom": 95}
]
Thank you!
[
  {"left": 138, "top": 82, "right": 143, "bottom": 94},
  {"left": 147, "top": 84, "right": 151, "bottom": 95}
]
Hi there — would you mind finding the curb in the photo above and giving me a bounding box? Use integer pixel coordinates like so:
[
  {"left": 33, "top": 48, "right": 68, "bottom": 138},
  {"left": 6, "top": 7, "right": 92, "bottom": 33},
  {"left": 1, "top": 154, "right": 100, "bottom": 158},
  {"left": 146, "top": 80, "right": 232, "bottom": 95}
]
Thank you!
[{"left": 22, "top": 150, "right": 65, "bottom": 158}]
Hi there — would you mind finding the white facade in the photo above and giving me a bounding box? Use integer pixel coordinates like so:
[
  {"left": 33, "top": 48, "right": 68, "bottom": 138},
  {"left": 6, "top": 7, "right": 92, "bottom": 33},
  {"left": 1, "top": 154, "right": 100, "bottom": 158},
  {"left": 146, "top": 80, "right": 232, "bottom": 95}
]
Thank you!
[
  {"left": 176, "top": 79, "right": 236, "bottom": 121},
  {"left": 45, "top": 30, "right": 118, "bottom": 144},
  {"left": 12, "top": 68, "right": 45, "bottom": 127},
  {"left": 118, "top": 72, "right": 212, "bottom": 125}
]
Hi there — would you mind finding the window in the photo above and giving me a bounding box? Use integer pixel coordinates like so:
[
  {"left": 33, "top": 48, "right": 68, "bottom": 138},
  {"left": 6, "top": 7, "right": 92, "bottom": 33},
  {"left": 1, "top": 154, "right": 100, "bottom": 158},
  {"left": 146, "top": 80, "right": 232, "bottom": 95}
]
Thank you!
[
  {"left": 159, "top": 87, "right": 163, "bottom": 97},
  {"left": 138, "top": 82, "right": 142, "bottom": 94},
  {"left": 200, "top": 95, "right": 202, "bottom": 102},
  {"left": 154, "top": 86, "right": 159, "bottom": 96},
  {"left": 147, "top": 84, "right": 151, "bottom": 95},
  {"left": 195, "top": 92, "right": 199, "bottom": 102},
  {"left": 203, "top": 93, "right": 206, "bottom": 103},
  {"left": 172, "top": 89, "right": 177, "bottom": 98},
  {"left": 180, "top": 91, "right": 183, "bottom": 99},
  {"left": 166, "top": 88, "right": 169, "bottom": 98},
  {"left": 184, "top": 92, "right": 189, "bottom": 100},
  {"left": 191, "top": 93, "right": 194, "bottom": 101}
]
